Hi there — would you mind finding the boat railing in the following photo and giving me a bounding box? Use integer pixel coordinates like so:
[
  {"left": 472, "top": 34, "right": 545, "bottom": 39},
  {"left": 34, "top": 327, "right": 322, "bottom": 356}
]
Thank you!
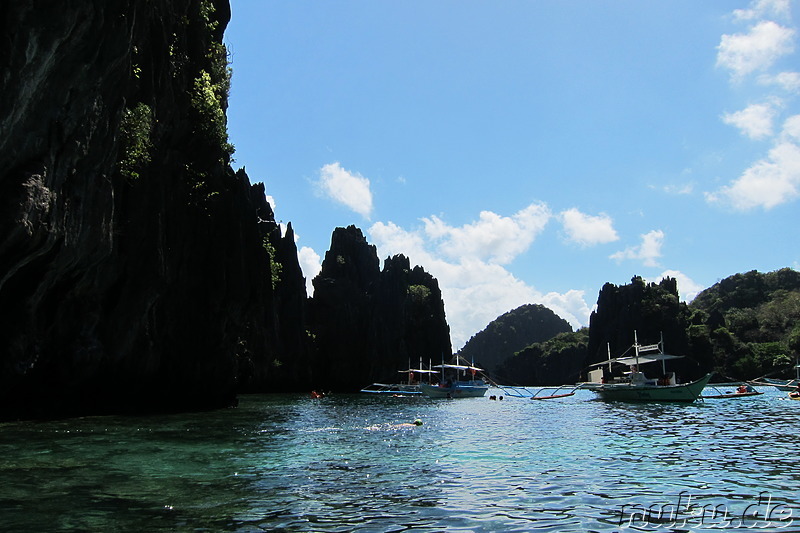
[{"left": 493, "top": 384, "right": 579, "bottom": 400}]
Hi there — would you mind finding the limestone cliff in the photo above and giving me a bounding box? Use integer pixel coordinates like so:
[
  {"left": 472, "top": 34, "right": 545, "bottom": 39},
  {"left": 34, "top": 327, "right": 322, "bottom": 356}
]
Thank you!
[
  {"left": 0, "top": 2, "right": 453, "bottom": 418},
  {"left": 0, "top": 1, "right": 312, "bottom": 418},
  {"left": 586, "top": 276, "right": 699, "bottom": 379},
  {"left": 309, "top": 226, "right": 452, "bottom": 391}
]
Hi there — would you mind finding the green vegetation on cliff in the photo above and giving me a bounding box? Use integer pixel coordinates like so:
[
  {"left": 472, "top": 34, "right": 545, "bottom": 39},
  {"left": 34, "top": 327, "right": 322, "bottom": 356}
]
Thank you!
[
  {"left": 483, "top": 268, "right": 800, "bottom": 386},
  {"left": 496, "top": 328, "right": 589, "bottom": 386},
  {"left": 689, "top": 268, "right": 800, "bottom": 379},
  {"left": 119, "top": 102, "right": 153, "bottom": 180}
]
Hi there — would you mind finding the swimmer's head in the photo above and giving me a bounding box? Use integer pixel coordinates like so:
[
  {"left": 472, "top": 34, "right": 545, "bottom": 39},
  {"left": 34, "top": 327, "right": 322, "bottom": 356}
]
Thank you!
[{"left": 414, "top": 419, "right": 423, "bottom": 426}]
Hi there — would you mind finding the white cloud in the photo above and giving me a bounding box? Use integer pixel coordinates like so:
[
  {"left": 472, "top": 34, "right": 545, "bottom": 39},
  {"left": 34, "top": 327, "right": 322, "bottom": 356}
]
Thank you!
[
  {"left": 784, "top": 113, "right": 800, "bottom": 139},
  {"left": 716, "top": 21, "right": 795, "bottom": 80},
  {"left": 559, "top": 208, "right": 619, "bottom": 247},
  {"left": 711, "top": 0, "right": 800, "bottom": 211},
  {"left": 368, "top": 204, "right": 591, "bottom": 349},
  {"left": 539, "top": 290, "right": 593, "bottom": 330},
  {"left": 708, "top": 115, "right": 800, "bottom": 209},
  {"left": 298, "top": 246, "right": 322, "bottom": 296},
  {"left": 722, "top": 101, "right": 780, "bottom": 139},
  {"left": 421, "top": 202, "right": 551, "bottom": 264},
  {"left": 610, "top": 230, "right": 665, "bottom": 268},
  {"left": 369, "top": 220, "right": 428, "bottom": 259},
  {"left": 759, "top": 71, "right": 800, "bottom": 92},
  {"left": 653, "top": 270, "right": 706, "bottom": 303},
  {"left": 733, "top": 0, "right": 792, "bottom": 22},
  {"left": 316, "top": 162, "right": 373, "bottom": 219},
  {"left": 706, "top": 139, "right": 800, "bottom": 209}
]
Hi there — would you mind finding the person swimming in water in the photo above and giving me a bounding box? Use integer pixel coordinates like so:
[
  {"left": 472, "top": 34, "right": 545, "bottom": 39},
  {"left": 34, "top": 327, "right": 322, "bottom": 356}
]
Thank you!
[
  {"left": 387, "top": 419, "right": 423, "bottom": 429},
  {"left": 366, "top": 419, "right": 423, "bottom": 430}
]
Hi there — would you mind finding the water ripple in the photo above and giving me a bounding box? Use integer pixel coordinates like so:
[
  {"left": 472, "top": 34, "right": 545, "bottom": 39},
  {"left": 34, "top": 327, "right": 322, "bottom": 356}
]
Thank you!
[{"left": 1, "top": 388, "right": 799, "bottom": 531}]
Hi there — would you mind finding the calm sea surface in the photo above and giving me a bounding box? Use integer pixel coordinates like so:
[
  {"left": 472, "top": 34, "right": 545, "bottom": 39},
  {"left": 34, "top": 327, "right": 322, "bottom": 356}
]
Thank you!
[{"left": 1, "top": 387, "right": 798, "bottom": 532}]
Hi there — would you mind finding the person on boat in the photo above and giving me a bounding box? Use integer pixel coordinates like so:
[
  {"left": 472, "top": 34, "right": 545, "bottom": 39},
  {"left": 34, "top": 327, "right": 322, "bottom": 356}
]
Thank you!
[{"left": 790, "top": 384, "right": 800, "bottom": 399}]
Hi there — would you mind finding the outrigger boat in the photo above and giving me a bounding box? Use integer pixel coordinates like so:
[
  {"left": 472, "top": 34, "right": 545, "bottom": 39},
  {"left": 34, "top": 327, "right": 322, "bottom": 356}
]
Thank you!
[
  {"left": 579, "top": 332, "right": 712, "bottom": 403},
  {"left": 751, "top": 360, "right": 800, "bottom": 392},
  {"left": 419, "top": 356, "right": 489, "bottom": 398},
  {"left": 360, "top": 360, "right": 439, "bottom": 395},
  {"left": 700, "top": 384, "right": 763, "bottom": 399}
]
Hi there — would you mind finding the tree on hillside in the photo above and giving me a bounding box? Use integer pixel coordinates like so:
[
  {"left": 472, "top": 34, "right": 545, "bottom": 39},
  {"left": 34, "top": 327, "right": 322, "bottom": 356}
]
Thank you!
[
  {"left": 690, "top": 268, "right": 800, "bottom": 380},
  {"left": 495, "top": 329, "right": 589, "bottom": 386},
  {"left": 457, "top": 304, "right": 572, "bottom": 375}
]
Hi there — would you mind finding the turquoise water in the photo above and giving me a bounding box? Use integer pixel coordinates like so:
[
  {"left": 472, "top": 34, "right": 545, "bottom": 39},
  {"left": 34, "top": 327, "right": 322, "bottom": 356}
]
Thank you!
[{"left": 1, "top": 388, "right": 798, "bottom": 532}]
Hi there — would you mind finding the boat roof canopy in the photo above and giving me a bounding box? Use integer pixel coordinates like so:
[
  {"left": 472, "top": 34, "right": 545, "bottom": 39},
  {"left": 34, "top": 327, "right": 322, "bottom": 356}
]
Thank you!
[
  {"left": 615, "top": 353, "right": 683, "bottom": 366},
  {"left": 399, "top": 369, "right": 439, "bottom": 374},
  {"left": 589, "top": 353, "right": 684, "bottom": 368},
  {"left": 433, "top": 364, "right": 483, "bottom": 372}
]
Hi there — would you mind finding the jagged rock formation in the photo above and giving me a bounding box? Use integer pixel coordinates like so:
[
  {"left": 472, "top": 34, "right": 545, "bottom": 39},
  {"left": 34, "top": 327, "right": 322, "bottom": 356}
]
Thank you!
[
  {"left": 309, "top": 226, "right": 452, "bottom": 391},
  {"left": 586, "top": 276, "right": 702, "bottom": 379},
  {"left": 458, "top": 303, "right": 572, "bottom": 375},
  {"left": 0, "top": 1, "right": 312, "bottom": 418}
]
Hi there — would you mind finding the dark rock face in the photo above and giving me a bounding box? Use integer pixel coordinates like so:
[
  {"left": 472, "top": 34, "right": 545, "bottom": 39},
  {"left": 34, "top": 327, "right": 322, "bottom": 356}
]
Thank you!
[
  {"left": 0, "top": 1, "right": 312, "bottom": 418},
  {"left": 309, "top": 226, "right": 452, "bottom": 391},
  {"left": 0, "top": 3, "right": 453, "bottom": 418},
  {"left": 458, "top": 304, "right": 572, "bottom": 375},
  {"left": 586, "top": 276, "right": 698, "bottom": 378}
]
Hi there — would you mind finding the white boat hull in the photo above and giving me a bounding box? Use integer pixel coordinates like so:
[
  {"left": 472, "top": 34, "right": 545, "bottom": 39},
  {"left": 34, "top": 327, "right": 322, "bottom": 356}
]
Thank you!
[
  {"left": 419, "top": 382, "right": 488, "bottom": 398},
  {"left": 360, "top": 383, "right": 422, "bottom": 395}
]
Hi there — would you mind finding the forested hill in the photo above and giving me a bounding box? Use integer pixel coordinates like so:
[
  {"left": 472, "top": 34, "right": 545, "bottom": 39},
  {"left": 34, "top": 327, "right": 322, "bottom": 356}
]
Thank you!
[
  {"left": 483, "top": 268, "right": 800, "bottom": 386},
  {"left": 457, "top": 304, "right": 572, "bottom": 375},
  {"left": 688, "top": 268, "right": 800, "bottom": 379}
]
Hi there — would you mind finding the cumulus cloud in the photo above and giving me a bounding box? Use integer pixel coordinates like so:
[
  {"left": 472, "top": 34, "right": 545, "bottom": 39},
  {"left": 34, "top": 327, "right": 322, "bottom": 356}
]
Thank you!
[
  {"left": 316, "top": 162, "right": 373, "bottom": 219},
  {"left": 733, "top": 0, "right": 792, "bottom": 22},
  {"left": 609, "top": 230, "right": 665, "bottom": 268},
  {"left": 297, "top": 246, "right": 322, "bottom": 296},
  {"left": 421, "top": 203, "right": 551, "bottom": 264},
  {"left": 708, "top": 114, "right": 800, "bottom": 209},
  {"left": 784, "top": 113, "right": 800, "bottom": 138},
  {"left": 722, "top": 101, "right": 780, "bottom": 139},
  {"left": 759, "top": 71, "right": 800, "bottom": 92},
  {"left": 539, "top": 290, "right": 593, "bottom": 330},
  {"left": 559, "top": 208, "right": 619, "bottom": 247},
  {"left": 368, "top": 204, "right": 591, "bottom": 349},
  {"left": 710, "top": 0, "right": 800, "bottom": 211},
  {"left": 653, "top": 270, "right": 706, "bottom": 303},
  {"left": 716, "top": 20, "right": 795, "bottom": 80},
  {"left": 705, "top": 136, "right": 800, "bottom": 209}
]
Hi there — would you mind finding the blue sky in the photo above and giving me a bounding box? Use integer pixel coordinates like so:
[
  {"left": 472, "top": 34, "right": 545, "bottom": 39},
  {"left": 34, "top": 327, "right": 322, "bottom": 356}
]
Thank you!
[{"left": 225, "top": 0, "right": 800, "bottom": 349}]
